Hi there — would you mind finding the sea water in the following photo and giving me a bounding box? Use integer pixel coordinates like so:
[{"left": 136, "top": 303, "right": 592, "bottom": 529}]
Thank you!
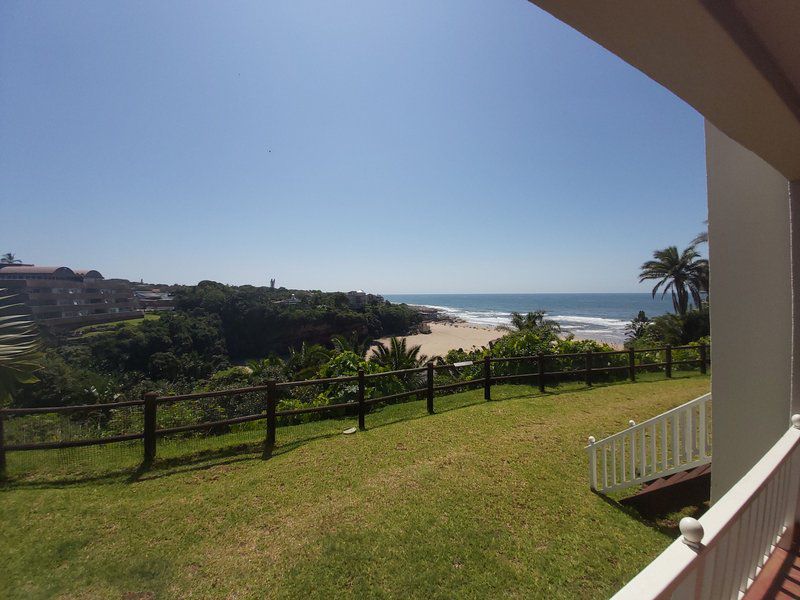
[{"left": 383, "top": 293, "right": 675, "bottom": 345}]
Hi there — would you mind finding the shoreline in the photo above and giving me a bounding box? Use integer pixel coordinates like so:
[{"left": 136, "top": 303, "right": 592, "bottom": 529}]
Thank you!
[{"left": 374, "top": 305, "right": 624, "bottom": 358}]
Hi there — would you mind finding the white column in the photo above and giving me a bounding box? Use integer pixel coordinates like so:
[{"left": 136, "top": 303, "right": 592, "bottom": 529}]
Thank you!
[{"left": 706, "top": 121, "right": 792, "bottom": 501}]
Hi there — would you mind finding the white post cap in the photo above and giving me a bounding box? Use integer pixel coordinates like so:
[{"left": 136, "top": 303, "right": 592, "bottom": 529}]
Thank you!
[
  {"left": 588, "top": 436, "right": 595, "bottom": 444},
  {"left": 680, "top": 517, "right": 704, "bottom": 548},
  {"left": 792, "top": 414, "right": 800, "bottom": 429},
  {"left": 628, "top": 420, "right": 636, "bottom": 427}
]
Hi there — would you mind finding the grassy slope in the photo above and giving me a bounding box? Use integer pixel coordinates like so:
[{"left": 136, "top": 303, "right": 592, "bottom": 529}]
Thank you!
[
  {"left": 72, "top": 313, "right": 160, "bottom": 338},
  {"left": 1, "top": 375, "right": 709, "bottom": 599}
]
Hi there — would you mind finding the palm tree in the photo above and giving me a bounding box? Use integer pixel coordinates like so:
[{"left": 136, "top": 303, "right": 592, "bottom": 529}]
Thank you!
[
  {"left": 1, "top": 253, "right": 22, "bottom": 265},
  {"left": 639, "top": 245, "right": 708, "bottom": 316},
  {"left": 331, "top": 331, "right": 371, "bottom": 358},
  {"left": 287, "top": 342, "right": 331, "bottom": 379},
  {"left": 497, "top": 311, "right": 561, "bottom": 334},
  {"left": 691, "top": 220, "right": 709, "bottom": 247},
  {"left": 0, "top": 290, "right": 42, "bottom": 404},
  {"left": 370, "top": 337, "right": 428, "bottom": 370}
]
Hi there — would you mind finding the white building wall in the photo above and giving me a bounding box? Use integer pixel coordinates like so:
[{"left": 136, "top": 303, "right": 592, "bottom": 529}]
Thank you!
[{"left": 706, "top": 121, "right": 793, "bottom": 501}]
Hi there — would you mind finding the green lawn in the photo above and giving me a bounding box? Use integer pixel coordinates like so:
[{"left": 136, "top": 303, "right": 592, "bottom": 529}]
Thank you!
[
  {"left": 1, "top": 375, "right": 709, "bottom": 599},
  {"left": 72, "top": 313, "right": 160, "bottom": 338}
]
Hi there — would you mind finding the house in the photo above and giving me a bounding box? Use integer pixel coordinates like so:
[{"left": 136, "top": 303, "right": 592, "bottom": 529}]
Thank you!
[
  {"left": 346, "top": 290, "right": 367, "bottom": 309},
  {"left": 133, "top": 289, "right": 175, "bottom": 311},
  {"left": 524, "top": 1, "right": 800, "bottom": 597},
  {"left": 0, "top": 264, "right": 140, "bottom": 327}
]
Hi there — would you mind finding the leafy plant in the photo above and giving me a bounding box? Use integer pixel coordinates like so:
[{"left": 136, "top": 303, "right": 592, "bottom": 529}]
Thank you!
[
  {"left": 371, "top": 337, "right": 428, "bottom": 370},
  {"left": 497, "top": 311, "right": 561, "bottom": 334},
  {"left": 0, "top": 290, "right": 42, "bottom": 405},
  {"left": 331, "top": 331, "right": 371, "bottom": 358}
]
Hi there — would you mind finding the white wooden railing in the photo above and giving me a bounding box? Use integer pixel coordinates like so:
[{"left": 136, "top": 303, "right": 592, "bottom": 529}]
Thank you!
[
  {"left": 611, "top": 414, "right": 800, "bottom": 600},
  {"left": 586, "top": 393, "right": 712, "bottom": 494}
]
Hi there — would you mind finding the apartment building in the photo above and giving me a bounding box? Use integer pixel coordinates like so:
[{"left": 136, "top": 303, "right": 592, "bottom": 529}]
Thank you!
[{"left": 0, "top": 264, "right": 140, "bottom": 327}]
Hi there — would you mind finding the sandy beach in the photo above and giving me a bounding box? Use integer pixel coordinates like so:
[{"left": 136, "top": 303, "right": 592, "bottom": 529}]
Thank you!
[{"left": 373, "top": 322, "right": 501, "bottom": 359}]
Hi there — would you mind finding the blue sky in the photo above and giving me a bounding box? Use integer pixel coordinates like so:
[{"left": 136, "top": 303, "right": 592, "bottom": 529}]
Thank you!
[{"left": 0, "top": 0, "right": 707, "bottom": 293}]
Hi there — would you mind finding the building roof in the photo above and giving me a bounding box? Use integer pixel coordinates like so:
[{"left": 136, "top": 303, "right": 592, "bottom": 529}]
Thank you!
[
  {"left": 0, "top": 265, "right": 105, "bottom": 280},
  {"left": 74, "top": 269, "right": 103, "bottom": 279},
  {"left": 0, "top": 266, "right": 78, "bottom": 277}
]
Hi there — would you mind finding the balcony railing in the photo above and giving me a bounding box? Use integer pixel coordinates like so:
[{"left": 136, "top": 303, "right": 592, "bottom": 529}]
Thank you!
[
  {"left": 611, "top": 414, "right": 800, "bottom": 599},
  {"left": 586, "top": 393, "right": 712, "bottom": 494}
]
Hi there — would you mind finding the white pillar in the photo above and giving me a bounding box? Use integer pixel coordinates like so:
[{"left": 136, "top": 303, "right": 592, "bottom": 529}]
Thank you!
[{"left": 706, "top": 121, "right": 792, "bottom": 501}]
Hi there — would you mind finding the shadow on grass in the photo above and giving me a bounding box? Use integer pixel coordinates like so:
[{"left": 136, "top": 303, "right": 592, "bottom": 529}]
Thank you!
[
  {"left": 2, "top": 372, "right": 709, "bottom": 489},
  {"left": 592, "top": 489, "right": 709, "bottom": 539}
]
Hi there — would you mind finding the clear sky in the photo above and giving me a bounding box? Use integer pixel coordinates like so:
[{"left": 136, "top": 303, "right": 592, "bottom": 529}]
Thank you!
[{"left": 0, "top": 0, "right": 707, "bottom": 294}]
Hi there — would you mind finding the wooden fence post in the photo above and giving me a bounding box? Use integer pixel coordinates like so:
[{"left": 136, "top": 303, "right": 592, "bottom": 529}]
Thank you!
[
  {"left": 266, "top": 380, "right": 277, "bottom": 450},
  {"left": 699, "top": 344, "right": 707, "bottom": 375},
  {"left": 665, "top": 345, "right": 673, "bottom": 378},
  {"left": 585, "top": 351, "right": 593, "bottom": 387},
  {"left": 628, "top": 348, "right": 636, "bottom": 382},
  {"left": 357, "top": 369, "right": 366, "bottom": 430},
  {"left": 0, "top": 410, "right": 6, "bottom": 479},
  {"left": 143, "top": 392, "right": 158, "bottom": 463},
  {"left": 426, "top": 362, "right": 434, "bottom": 414},
  {"left": 538, "top": 353, "right": 545, "bottom": 393},
  {"left": 484, "top": 356, "right": 491, "bottom": 401}
]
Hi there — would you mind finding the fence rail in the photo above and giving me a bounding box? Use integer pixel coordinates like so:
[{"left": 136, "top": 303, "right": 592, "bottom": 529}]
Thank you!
[
  {"left": 611, "top": 414, "right": 800, "bottom": 600},
  {"left": 586, "top": 393, "right": 712, "bottom": 494},
  {"left": 0, "top": 343, "right": 709, "bottom": 474}
]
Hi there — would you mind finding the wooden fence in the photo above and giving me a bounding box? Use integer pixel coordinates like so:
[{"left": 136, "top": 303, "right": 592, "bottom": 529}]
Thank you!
[{"left": 0, "top": 343, "right": 708, "bottom": 474}]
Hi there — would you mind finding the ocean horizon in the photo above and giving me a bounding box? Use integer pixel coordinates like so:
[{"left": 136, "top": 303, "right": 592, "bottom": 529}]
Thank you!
[{"left": 383, "top": 293, "right": 675, "bottom": 345}]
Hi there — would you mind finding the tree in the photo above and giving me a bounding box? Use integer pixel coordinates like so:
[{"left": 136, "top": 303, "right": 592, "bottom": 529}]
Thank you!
[
  {"left": 370, "top": 337, "right": 428, "bottom": 370},
  {"left": 639, "top": 245, "right": 708, "bottom": 316},
  {"left": 331, "top": 331, "right": 371, "bottom": 358},
  {"left": 625, "top": 311, "right": 651, "bottom": 342},
  {"left": 287, "top": 342, "right": 331, "bottom": 379},
  {"left": 691, "top": 220, "right": 708, "bottom": 247},
  {"left": 497, "top": 311, "right": 561, "bottom": 334},
  {"left": 0, "top": 290, "right": 42, "bottom": 405},
  {"left": 1, "top": 253, "right": 22, "bottom": 264}
]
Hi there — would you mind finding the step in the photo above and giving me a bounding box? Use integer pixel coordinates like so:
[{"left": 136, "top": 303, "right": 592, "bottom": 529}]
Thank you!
[{"left": 621, "top": 464, "right": 712, "bottom": 516}]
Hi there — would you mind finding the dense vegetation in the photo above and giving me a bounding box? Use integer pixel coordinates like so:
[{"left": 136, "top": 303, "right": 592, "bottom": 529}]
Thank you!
[
  {"left": 631, "top": 232, "right": 710, "bottom": 349},
  {"left": 9, "top": 282, "right": 422, "bottom": 410}
]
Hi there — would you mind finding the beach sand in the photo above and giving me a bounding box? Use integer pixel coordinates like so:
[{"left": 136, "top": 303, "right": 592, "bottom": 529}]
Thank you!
[{"left": 373, "top": 322, "right": 501, "bottom": 359}]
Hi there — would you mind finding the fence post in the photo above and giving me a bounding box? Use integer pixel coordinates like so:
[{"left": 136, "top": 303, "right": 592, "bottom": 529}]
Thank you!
[
  {"left": 538, "top": 353, "right": 545, "bottom": 393},
  {"left": 699, "top": 344, "right": 707, "bottom": 375},
  {"left": 426, "top": 362, "right": 434, "bottom": 414},
  {"left": 0, "top": 410, "right": 6, "bottom": 479},
  {"left": 665, "top": 345, "right": 673, "bottom": 378},
  {"left": 484, "top": 356, "right": 491, "bottom": 401},
  {"left": 628, "top": 348, "right": 636, "bottom": 382},
  {"left": 357, "top": 369, "right": 366, "bottom": 430},
  {"left": 143, "top": 392, "right": 158, "bottom": 463},
  {"left": 585, "top": 351, "right": 593, "bottom": 387},
  {"left": 266, "top": 380, "right": 277, "bottom": 451}
]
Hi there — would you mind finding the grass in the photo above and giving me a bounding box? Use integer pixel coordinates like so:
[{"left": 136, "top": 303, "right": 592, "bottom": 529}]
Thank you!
[
  {"left": 0, "top": 374, "right": 709, "bottom": 599},
  {"left": 72, "top": 313, "right": 160, "bottom": 338}
]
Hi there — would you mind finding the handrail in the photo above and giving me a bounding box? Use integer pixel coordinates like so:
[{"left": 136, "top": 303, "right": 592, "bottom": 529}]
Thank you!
[
  {"left": 611, "top": 415, "right": 800, "bottom": 600},
  {"left": 586, "top": 393, "right": 712, "bottom": 494},
  {"left": 588, "top": 393, "right": 711, "bottom": 447}
]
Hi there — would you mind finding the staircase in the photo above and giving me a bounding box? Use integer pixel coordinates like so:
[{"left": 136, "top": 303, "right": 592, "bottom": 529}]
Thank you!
[
  {"left": 620, "top": 463, "right": 711, "bottom": 515},
  {"left": 586, "top": 393, "right": 712, "bottom": 496}
]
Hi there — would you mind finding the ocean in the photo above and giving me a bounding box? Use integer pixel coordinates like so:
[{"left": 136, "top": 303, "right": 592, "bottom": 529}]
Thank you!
[{"left": 383, "top": 293, "right": 675, "bottom": 345}]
